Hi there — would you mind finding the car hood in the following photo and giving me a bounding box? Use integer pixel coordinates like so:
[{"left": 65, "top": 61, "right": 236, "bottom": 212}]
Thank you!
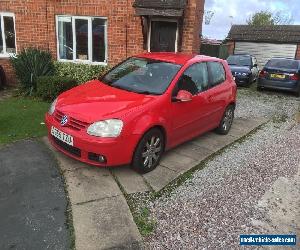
[
  {"left": 229, "top": 65, "right": 251, "bottom": 73},
  {"left": 56, "top": 80, "right": 157, "bottom": 123}
]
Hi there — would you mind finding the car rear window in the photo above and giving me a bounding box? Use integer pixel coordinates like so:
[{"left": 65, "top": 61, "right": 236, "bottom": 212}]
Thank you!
[{"left": 266, "top": 59, "right": 299, "bottom": 70}]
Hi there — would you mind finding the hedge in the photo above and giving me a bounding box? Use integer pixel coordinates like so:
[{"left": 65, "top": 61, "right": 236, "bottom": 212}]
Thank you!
[
  {"left": 36, "top": 75, "right": 78, "bottom": 101},
  {"left": 54, "top": 61, "right": 109, "bottom": 84}
]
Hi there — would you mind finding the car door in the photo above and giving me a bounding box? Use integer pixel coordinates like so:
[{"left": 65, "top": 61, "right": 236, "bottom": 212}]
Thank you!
[
  {"left": 206, "top": 61, "right": 229, "bottom": 125},
  {"left": 170, "top": 62, "right": 215, "bottom": 146}
]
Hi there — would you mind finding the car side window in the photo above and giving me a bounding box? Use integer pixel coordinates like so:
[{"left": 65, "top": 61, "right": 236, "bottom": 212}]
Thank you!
[
  {"left": 207, "top": 62, "right": 226, "bottom": 87},
  {"left": 175, "top": 63, "right": 209, "bottom": 96}
]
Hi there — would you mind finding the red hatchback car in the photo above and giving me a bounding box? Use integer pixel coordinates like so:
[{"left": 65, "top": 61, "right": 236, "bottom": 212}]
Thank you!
[{"left": 45, "top": 53, "right": 236, "bottom": 173}]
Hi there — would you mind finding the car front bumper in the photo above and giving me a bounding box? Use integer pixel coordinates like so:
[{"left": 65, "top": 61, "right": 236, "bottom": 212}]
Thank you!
[
  {"left": 258, "top": 78, "right": 299, "bottom": 93},
  {"left": 233, "top": 74, "right": 251, "bottom": 86},
  {"left": 45, "top": 113, "right": 140, "bottom": 167}
]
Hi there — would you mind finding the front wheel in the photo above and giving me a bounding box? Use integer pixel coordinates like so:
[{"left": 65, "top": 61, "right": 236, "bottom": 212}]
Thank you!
[
  {"left": 215, "top": 105, "right": 235, "bottom": 135},
  {"left": 132, "top": 128, "right": 165, "bottom": 173}
]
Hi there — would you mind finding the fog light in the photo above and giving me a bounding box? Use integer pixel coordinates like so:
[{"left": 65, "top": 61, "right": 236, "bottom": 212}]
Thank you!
[{"left": 88, "top": 152, "right": 107, "bottom": 163}]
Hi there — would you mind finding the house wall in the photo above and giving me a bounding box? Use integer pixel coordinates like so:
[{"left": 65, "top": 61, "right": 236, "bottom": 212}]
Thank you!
[
  {"left": 0, "top": 0, "right": 204, "bottom": 85},
  {"left": 296, "top": 44, "right": 300, "bottom": 60}
]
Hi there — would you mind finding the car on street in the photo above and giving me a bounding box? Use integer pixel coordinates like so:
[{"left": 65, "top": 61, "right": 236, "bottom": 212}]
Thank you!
[
  {"left": 227, "top": 54, "right": 259, "bottom": 86},
  {"left": 45, "top": 53, "right": 237, "bottom": 173},
  {"left": 257, "top": 58, "right": 300, "bottom": 97}
]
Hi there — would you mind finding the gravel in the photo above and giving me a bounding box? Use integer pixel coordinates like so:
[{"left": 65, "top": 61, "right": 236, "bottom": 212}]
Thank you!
[
  {"left": 235, "top": 89, "right": 300, "bottom": 119},
  {"left": 144, "top": 90, "right": 300, "bottom": 249}
]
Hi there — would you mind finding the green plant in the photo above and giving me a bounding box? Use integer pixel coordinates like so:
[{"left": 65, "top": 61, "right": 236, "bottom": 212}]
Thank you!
[
  {"left": 36, "top": 75, "right": 78, "bottom": 101},
  {"left": 10, "top": 48, "right": 55, "bottom": 95},
  {"left": 54, "top": 61, "right": 109, "bottom": 84},
  {"left": 134, "top": 207, "right": 156, "bottom": 236}
]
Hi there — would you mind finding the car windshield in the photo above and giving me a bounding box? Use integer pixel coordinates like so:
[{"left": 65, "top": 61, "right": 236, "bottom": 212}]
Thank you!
[
  {"left": 101, "top": 57, "right": 182, "bottom": 95},
  {"left": 227, "top": 55, "right": 252, "bottom": 66},
  {"left": 266, "top": 59, "right": 299, "bottom": 70}
]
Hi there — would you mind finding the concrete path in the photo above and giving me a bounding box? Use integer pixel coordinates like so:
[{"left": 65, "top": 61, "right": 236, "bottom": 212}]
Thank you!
[
  {"left": 43, "top": 139, "right": 142, "bottom": 250},
  {"left": 0, "top": 140, "right": 69, "bottom": 250},
  {"left": 115, "top": 117, "right": 267, "bottom": 193},
  {"left": 42, "top": 117, "right": 266, "bottom": 249}
]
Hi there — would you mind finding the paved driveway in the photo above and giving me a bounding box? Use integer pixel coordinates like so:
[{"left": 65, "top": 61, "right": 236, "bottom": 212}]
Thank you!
[{"left": 0, "top": 140, "right": 69, "bottom": 250}]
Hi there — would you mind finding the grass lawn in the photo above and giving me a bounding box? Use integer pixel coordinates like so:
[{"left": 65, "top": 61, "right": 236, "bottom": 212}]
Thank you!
[{"left": 0, "top": 97, "right": 50, "bottom": 145}]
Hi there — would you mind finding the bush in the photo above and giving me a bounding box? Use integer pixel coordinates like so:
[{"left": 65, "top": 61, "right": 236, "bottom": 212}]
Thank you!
[
  {"left": 54, "top": 62, "right": 109, "bottom": 84},
  {"left": 10, "top": 48, "right": 55, "bottom": 95},
  {"left": 36, "top": 75, "right": 78, "bottom": 101}
]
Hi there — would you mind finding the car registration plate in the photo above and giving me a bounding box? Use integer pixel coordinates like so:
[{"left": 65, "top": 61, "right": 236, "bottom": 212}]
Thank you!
[
  {"left": 270, "top": 73, "right": 285, "bottom": 79},
  {"left": 51, "top": 126, "right": 74, "bottom": 146}
]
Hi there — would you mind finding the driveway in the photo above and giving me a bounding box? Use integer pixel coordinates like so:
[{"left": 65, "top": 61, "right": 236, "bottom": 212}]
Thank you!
[{"left": 0, "top": 140, "right": 69, "bottom": 250}]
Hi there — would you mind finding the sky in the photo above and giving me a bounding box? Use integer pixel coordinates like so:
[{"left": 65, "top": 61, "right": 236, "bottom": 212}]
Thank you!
[{"left": 202, "top": 0, "right": 300, "bottom": 40}]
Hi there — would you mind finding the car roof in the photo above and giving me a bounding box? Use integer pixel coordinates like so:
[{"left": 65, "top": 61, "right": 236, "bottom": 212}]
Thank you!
[
  {"left": 230, "top": 54, "right": 253, "bottom": 57},
  {"left": 135, "top": 52, "right": 222, "bottom": 65},
  {"left": 269, "top": 57, "right": 299, "bottom": 61}
]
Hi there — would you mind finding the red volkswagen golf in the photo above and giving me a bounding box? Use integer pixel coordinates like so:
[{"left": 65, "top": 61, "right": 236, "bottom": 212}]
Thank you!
[{"left": 45, "top": 53, "right": 236, "bottom": 173}]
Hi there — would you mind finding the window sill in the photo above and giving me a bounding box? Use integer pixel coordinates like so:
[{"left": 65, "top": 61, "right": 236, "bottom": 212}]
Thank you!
[
  {"left": 57, "top": 59, "right": 108, "bottom": 66},
  {"left": 0, "top": 53, "right": 14, "bottom": 59}
]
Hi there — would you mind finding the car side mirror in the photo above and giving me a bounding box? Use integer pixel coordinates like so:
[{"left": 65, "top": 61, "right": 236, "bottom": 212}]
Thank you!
[{"left": 172, "top": 90, "right": 193, "bottom": 102}]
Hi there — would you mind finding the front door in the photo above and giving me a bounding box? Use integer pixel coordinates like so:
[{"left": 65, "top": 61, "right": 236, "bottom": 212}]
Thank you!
[{"left": 150, "top": 21, "right": 177, "bottom": 52}]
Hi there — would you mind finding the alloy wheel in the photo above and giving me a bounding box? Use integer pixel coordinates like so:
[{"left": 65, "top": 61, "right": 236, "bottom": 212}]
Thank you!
[{"left": 142, "top": 136, "right": 162, "bottom": 169}]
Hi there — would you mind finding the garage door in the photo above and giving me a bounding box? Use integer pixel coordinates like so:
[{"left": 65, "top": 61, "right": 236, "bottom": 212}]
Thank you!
[{"left": 234, "top": 42, "right": 297, "bottom": 69}]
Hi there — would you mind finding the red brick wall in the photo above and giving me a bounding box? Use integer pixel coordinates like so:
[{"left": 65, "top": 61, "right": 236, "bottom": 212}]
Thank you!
[
  {"left": 181, "top": 0, "right": 205, "bottom": 54},
  {"left": 296, "top": 44, "right": 300, "bottom": 60},
  {"left": 226, "top": 41, "right": 235, "bottom": 55},
  {"left": 0, "top": 0, "right": 204, "bottom": 85}
]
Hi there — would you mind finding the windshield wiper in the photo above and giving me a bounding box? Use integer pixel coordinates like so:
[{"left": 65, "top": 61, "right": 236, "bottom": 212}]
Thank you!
[{"left": 134, "top": 90, "right": 157, "bottom": 95}]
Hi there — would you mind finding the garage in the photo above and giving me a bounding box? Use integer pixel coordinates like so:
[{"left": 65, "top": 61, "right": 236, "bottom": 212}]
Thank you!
[{"left": 226, "top": 25, "right": 300, "bottom": 69}]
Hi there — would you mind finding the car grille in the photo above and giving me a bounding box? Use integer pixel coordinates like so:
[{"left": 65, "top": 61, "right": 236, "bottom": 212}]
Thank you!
[
  {"left": 54, "top": 110, "right": 89, "bottom": 131},
  {"left": 52, "top": 136, "right": 81, "bottom": 157}
]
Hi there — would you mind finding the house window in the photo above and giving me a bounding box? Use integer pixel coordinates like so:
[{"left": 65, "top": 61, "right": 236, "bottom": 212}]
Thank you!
[
  {"left": 0, "top": 13, "right": 16, "bottom": 56},
  {"left": 57, "top": 16, "right": 107, "bottom": 64}
]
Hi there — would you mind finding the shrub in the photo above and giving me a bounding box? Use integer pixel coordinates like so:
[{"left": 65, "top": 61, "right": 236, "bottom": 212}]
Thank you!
[
  {"left": 10, "top": 48, "right": 55, "bottom": 95},
  {"left": 54, "top": 62, "right": 109, "bottom": 84},
  {"left": 36, "top": 75, "right": 78, "bottom": 101}
]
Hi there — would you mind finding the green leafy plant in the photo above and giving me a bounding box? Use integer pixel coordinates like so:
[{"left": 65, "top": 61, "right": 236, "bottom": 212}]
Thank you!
[
  {"left": 10, "top": 48, "right": 55, "bottom": 95},
  {"left": 54, "top": 62, "right": 109, "bottom": 84},
  {"left": 36, "top": 75, "right": 78, "bottom": 101}
]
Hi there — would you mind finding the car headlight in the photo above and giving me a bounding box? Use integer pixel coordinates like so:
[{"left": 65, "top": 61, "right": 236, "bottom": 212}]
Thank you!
[
  {"left": 87, "top": 119, "right": 123, "bottom": 137},
  {"left": 48, "top": 98, "right": 58, "bottom": 115}
]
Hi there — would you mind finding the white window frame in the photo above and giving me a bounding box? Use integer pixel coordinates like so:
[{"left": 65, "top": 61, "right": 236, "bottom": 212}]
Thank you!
[
  {"left": 147, "top": 18, "right": 179, "bottom": 53},
  {"left": 56, "top": 15, "right": 108, "bottom": 65},
  {"left": 0, "top": 12, "right": 17, "bottom": 58}
]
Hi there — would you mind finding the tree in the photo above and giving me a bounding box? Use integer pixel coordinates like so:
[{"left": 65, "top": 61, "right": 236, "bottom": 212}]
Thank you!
[
  {"left": 247, "top": 11, "right": 274, "bottom": 25},
  {"left": 247, "top": 10, "right": 294, "bottom": 26}
]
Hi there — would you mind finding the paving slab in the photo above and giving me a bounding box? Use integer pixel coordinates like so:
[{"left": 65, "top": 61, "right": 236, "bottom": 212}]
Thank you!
[
  {"left": 160, "top": 150, "right": 197, "bottom": 172},
  {"left": 191, "top": 132, "right": 237, "bottom": 151},
  {"left": 173, "top": 141, "right": 214, "bottom": 160},
  {"left": 72, "top": 196, "right": 142, "bottom": 250},
  {"left": 65, "top": 167, "right": 122, "bottom": 204},
  {"left": 112, "top": 167, "right": 151, "bottom": 194},
  {"left": 143, "top": 165, "right": 179, "bottom": 192}
]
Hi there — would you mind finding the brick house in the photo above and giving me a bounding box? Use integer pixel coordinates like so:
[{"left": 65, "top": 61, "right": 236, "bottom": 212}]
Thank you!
[
  {"left": 226, "top": 25, "right": 300, "bottom": 68},
  {"left": 0, "top": 0, "right": 205, "bottom": 85}
]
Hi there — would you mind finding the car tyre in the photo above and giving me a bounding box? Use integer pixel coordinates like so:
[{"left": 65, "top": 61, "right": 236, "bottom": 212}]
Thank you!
[
  {"left": 257, "top": 86, "right": 263, "bottom": 91},
  {"left": 132, "top": 128, "right": 165, "bottom": 174},
  {"left": 215, "top": 105, "right": 235, "bottom": 135}
]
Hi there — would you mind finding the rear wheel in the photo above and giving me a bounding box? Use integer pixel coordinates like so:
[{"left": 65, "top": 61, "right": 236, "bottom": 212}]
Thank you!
[
  {"left": 215, "top": 105, "right": 235, "bottom": 135},
  {"left": 132, "top": 128, "right": 165, "bottom": 173}
]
